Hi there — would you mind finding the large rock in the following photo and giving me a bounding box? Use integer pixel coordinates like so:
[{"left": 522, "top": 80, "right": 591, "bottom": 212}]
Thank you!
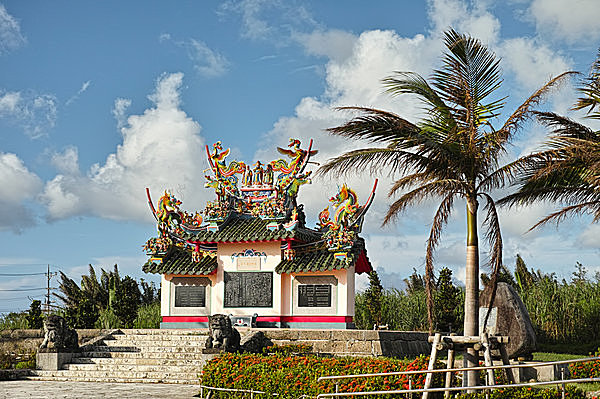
[{"left": 479, "top": 282, "right": 536, "bottom": 359}]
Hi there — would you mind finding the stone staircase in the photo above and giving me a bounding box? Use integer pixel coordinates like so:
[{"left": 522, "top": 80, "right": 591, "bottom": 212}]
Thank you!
[{"left": 30, "top": 329, "right": 210, "bottom": 384}]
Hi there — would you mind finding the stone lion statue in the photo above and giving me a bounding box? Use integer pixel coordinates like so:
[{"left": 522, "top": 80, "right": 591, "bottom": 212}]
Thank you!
[
  {"left": 39, "top": 314, "right": 79, "bottom": 352},
  {"left": 205, "top": 314, "right": 240, "bottom": 353}
]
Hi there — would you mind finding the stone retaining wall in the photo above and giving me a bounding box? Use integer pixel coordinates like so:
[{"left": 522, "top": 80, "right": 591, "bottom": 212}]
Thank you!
[
  {"left": 0, "top": 329, "right": 112, "bottom": 356},
  {"left": 256, "top": 329, "right": 431, "bottom": 358}
]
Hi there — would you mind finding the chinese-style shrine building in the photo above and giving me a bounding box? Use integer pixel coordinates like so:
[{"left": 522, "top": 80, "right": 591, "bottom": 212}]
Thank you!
[{"left": 142, "top": 139, "right": 376, "bottom": 329}]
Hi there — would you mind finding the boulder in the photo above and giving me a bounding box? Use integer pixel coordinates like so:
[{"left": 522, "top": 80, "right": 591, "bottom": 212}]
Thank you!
[
  {"left": 479, "top": 282, "right": 536, "bottom": 359},
  {"left": 240, "top": 331, "right": 273, "bottom": 354}
]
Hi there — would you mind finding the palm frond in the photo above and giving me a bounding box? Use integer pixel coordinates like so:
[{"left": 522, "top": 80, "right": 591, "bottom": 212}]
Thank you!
[
  {"left": 495, "top": 71, "right": 577, "bottom": 147},
  {"left": 425, "top": 194, "right": 455, "bottom": 333},
  {"left": 480, "top": 193, "right": 503, "bottom": 330},
  {"left": 383, "top": 179, "right": 465, "bottom": 225}
]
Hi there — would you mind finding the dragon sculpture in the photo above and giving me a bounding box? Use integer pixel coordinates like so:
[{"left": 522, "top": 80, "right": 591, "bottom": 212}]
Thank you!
[
  {"left": 319, "top": 180, "right": 378, "bottom": 252},
  {"left": 155, "top": 190, "right": 183, "bottom": 233}
]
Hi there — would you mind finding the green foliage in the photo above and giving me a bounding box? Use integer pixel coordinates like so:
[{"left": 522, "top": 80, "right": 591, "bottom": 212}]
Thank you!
[
  {"left": 26, "top": 300, "right": 43, "bottom": 330},
  {"left": 0, "top": 312, "right": 29, "bottom": 331},
  {"left": 95, "top": 307, "right": 122, "bottom": 329},
  {"left": 15, "top": 358, "right": 35, "bottom": 369},
  {"left": 454, "top": 386, "right": 585, "bottom": 399},
  {"left": 133, "top": 301, "right": 161, "bottom": 329},
  {"left": 363, "top": 270, "right": 384, "bottom": 328},
  {"left": 56, "top": 264, "right": 153, "bottom": 329},
  {"left": 434, "top": 267, "right": 462, "bottom": 333},
  {"left": 262, "top": 344, "right": 313, "bottom": 355},
  {"left": 569, "top": 348, "right": 600, "bottom": 378},
  {"left": 112, "top": 276, "right": 141, "bottom": 328},
  {"left": 355, "top": 288, "right": 430, "bottom": 331},
  {"left": 201, "top": 353, "right": 441, "bottom": 398}
]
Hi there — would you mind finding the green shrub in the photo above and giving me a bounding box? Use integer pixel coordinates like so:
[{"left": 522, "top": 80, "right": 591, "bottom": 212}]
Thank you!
[
  {"left": 94, "top": 307, "right": 122, "bottom": 329},
  {"left": 569, "top": 349, "right": 600, "bottom": 378},
  {"left": 201, "top": 353, "right": 442, "bottom": 398},
  {"left": 263, "top": 344, "right": 313, "bottom": 355},
  {"left": 15, "top": 358, "right": 35, "bottom": 369},
  {"left": 133, "top": 301, "right": 161, "bottom": 329},
  {"left": 454, "top": 386, "right": 585, "bottom": 398}
]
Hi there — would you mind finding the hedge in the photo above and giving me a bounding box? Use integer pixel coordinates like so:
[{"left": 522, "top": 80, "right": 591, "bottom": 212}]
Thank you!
[{"left": 200, "top": 353, "right": 441, "bottom": 398}]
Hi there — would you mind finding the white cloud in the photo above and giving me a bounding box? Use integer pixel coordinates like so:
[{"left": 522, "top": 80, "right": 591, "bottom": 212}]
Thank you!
[
  {"left": 295, "top": 29, "right": 358, "bottom": 63},
  {"left": 187, "top": 39, "right": 230, "bottom": 77},
  {"left": 112, "top": 97, "right": 131, "bottom": 129},
  {"left": 50, "top": 146, "right": 79, "bottom": 175},
  {"left": 0, "top": 90, "right": 57, "bottom": 138},
  {"left": 65, "top": 80, "right": 92, "bottom": 106},
  {"left": 161, "top": 35, "right": 230, "bottom": 78},
  {"left": 528, "top": 0, "right": 600, "bottom": 43},
  {"left": 0, "top": 4, "right": 26, "bottom": 55},
  {"left": 218, "top": 0, "right": 315, "bottom": 43},
  {"left": 40, "top": 72, "right": 211, "bottom": 222},
  {"left": 499, "top": 38, "right": 571, "bottom": 93},
  {"left": 0, "top": 152, "right": 42, "bottom": 231},
  {"left": 427, "top": 0, "right": 501, "bottom": 44}
]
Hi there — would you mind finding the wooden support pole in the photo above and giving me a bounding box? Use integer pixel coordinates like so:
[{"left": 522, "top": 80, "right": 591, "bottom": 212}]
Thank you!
[
  {"left": 444, "top": 346, "right": 455, "bottom": 399},
  {"left": 422, "top": 333, "right": 441, "bottom": 399},
  {"left": 498, "top": 343, "right": 515, "bottom": 383},
  {"left": 481, "top": 332, "right": 495, "bottom": 386}
]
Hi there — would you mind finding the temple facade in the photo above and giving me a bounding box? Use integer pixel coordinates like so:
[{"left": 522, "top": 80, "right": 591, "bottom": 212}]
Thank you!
[{"left": 142, "top": 139, "right": 376, "bottom": 329}]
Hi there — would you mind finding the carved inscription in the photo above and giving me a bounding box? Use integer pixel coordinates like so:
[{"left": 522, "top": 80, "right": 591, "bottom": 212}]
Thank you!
[
  {"left": 224, "top": 272, "right": 273, "bottom": 308},
  {"left": 237, "top": 257, "right": 261, "bottom": 271},
  {"left": 175, "top": 285, "right": 206, "bottom": 307},
  {"left": 298, "top": 284, "right": 332, "bottom": 307}
]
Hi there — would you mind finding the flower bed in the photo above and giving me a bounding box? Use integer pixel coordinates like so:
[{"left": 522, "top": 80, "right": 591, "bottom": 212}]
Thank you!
[{"left": 200, "top": 353, "right": 440, "bottom": 398}]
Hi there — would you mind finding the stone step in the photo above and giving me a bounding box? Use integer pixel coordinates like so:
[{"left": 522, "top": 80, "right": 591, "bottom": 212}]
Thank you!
[
  {"left": 120, "top": 329, "right": 207, "bottom": 335},
  {"left": 104, "top": 339, "right": 206, "bottom": 347},
  {"left": 111, "top": 334, "right": 207, "bottom": 341},
  {"left": 32, "top": 369, "right": 199, "bottom": 382},
  {"left": 27, "top": 375, "right": 198, "bottom": 385},
  {"left": 93, "top": 345, "right": 208, "bottom": 354},
  {"left": 63, "top": 363, "right": 202, "bottom": 373},
  {"left": 72, "top": 357, "right": 208, "bottom": 366},
  {"left": 80, "top": 351, "right": 210, "bottom": 359}
]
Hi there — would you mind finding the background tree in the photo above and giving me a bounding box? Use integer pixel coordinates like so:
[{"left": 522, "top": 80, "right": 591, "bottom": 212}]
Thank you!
[
  {"left": 318, "top": 29, "right": 571, "bottom": 382},
  {"left": 434, "top": 267, "right": 461, "bottom": 333},
  {"left": 26, "top": 300, "right": 43, "bottom": 330},
  {"left": 363, "top": 270, "right": 384, "bottom": 329}
]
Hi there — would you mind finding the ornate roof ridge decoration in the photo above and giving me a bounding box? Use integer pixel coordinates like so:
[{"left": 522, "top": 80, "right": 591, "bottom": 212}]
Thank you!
[
  {"left": 317, "top": 179, "right": 378, "bottom": 260},
  {"left": 141, "top": 138, "right": 376, "bottom": 274}
]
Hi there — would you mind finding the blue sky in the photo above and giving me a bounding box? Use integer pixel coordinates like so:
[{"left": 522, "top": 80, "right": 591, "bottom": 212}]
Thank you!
[{"left": 1, "top": 0, "right": 600, "bottom": 313}]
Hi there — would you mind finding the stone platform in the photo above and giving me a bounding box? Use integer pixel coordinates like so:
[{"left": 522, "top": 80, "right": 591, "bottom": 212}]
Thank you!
[{"left": 28, "top": 328, "right": 431, "bottom": 384}]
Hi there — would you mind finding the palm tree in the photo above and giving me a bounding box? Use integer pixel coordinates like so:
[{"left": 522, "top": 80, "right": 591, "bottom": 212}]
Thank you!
[
  {"left": 318, "top": 29, "right": 571, "bottom": 384},
  {"left": 500, "top": 50, "right": 600, "bottom": 227}
]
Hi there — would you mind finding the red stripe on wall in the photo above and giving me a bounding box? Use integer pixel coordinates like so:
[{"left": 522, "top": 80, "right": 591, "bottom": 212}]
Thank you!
[
  {"left": 257, "top": 316, "right": 353, "bottom": 323},
  {"left": 162, "top": 316, "right": 209, "bottom": 323}
]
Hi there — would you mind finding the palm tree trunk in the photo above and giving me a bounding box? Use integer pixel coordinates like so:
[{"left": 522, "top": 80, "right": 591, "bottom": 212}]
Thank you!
[{"left": 465, "top": 197, "right": 480, "bottom": 389}]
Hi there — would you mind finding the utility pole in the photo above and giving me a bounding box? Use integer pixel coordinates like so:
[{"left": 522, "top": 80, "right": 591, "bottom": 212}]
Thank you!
[{"left": 44, "top": 264, "right": 57, "bottom": 315}]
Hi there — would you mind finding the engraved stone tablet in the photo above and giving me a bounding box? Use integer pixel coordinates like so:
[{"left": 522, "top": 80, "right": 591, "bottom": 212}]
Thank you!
[
  {"left": 298, "top": 284, "right": 332, "bottom": 307},
  {"left": 237, "top": 257, "right": 261, "bottom": 271},
  {"left": 224, "top": 272, "right": 273, "bottom": 308},
  {"left": 175, "top": 285, "right": 206, "bottom": 307}
]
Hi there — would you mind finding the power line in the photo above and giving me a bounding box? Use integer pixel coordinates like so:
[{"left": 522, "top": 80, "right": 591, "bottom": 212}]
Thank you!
[
  {"left": 0, "top": 272, "right": 47, "bottom": 276},
  {"left": 0, "top": 263, "right": 55, "bottom": 267},
  {"left": 0, "top": 288, "right": 47, "bottom": 292}
]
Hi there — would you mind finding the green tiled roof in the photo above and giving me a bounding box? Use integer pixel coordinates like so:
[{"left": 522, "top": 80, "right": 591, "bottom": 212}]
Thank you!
[
  {"left": 142, "top": 247, "right": 217, "bottom": 275},
  {"left": 182, "top": 214, "right": 321, "bottom": 243},
  {"left": 275, "top": 239, "right": 371, "bottom": 274}
]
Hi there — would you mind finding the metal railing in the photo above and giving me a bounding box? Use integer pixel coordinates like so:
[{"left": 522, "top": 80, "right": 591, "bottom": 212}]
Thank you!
[{"left": 316, "top": 356, "right": 600, "bottom": 398}]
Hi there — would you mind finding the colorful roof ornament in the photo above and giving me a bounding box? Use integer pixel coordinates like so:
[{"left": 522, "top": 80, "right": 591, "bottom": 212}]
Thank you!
[
  {"left": 142, "top": 138, "right": 377, "bottom": 275},
  {"left": 318, "top": 180, "right": 378, "bottom": 256}
]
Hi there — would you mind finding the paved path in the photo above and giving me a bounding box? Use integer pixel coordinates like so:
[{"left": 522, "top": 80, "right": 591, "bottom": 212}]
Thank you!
[{"left": 0, "top": 380, "right": 200, "bottom": 398}]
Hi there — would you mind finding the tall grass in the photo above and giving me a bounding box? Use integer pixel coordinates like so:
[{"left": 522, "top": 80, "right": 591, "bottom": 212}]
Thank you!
[{"left": 133, "top": 301, "right": 161, "bottom": 329}]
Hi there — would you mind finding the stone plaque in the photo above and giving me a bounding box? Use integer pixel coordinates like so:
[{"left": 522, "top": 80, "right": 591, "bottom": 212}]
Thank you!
[
  {"left": 298, "top": 284, "right": 331, "bottom": 307},
  {"left": 237, "top": 257, "right": 261, "bottom": 271},
  {"left": 175, "top": 285, "right": 206, "bottom": 307},
  {"left": 224, "top": 272, "right": 273, "bottom": 308},
  {"left": 479, "top": 306, "right": 497, "bottom": 334}
]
